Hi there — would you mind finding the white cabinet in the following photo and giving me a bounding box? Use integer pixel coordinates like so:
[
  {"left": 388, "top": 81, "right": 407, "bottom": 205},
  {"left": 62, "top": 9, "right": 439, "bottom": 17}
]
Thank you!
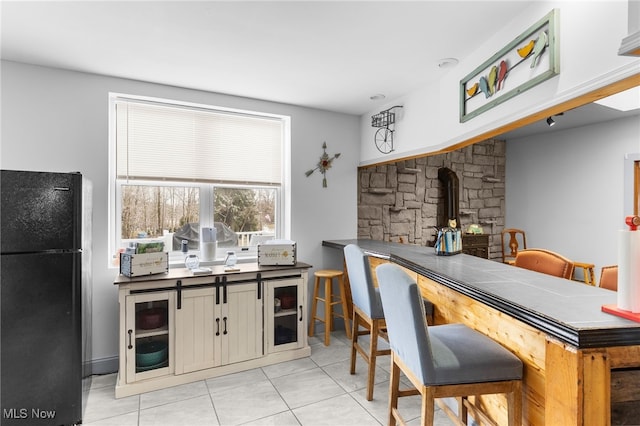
[
  {"left": 265, "top": 278, "right": 306, "bottom": 353},
  {"left": 115, "top": 265, "right": 310, "bottom": 398}
]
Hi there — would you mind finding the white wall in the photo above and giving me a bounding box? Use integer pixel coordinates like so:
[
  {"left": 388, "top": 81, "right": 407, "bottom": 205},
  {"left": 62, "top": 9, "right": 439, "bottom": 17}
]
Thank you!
[
  {"left": 0, "top": 60, "right": 360, "bottom": 369},
  {"left": 505, "top": 115, "right": 640, "bottom": 279},
  {"left": 360, "top": 0, "right": 640, "bottom": 165}
]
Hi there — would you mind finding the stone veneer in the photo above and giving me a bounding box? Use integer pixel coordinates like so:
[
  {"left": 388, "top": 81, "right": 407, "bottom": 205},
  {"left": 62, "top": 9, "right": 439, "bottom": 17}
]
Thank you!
[{"left": 357, "top": 139, "right": 505, "bottom": 261}]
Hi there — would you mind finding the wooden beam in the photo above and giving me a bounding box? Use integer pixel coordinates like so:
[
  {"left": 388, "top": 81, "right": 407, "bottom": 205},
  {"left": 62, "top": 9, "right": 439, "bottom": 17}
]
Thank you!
[{"left": 361, "top": 73, "right": 640, "bottom": 169}]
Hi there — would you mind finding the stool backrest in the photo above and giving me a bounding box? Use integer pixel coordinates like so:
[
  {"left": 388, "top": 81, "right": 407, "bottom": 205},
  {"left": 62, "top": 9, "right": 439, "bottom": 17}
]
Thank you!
[
  {"left": 344, "top": 244, "right": 384, "bottom": 319},
  {"left": 501, "top": 228, "right": 527, "bottom": 263},
  {"left": 514, "top": 248, "right": 574, "bottom": 279},
  {"left": 376, "top": 263, "right": 434, "bottom": 383},
  {"left": 600, "top": 265, "right": 618, "bottom": 291}
]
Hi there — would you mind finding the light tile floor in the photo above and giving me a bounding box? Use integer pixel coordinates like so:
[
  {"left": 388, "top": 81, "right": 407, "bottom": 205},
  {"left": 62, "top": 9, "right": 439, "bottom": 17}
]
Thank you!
[{"left": 83, "top": 330, "right": 454, "bottom": 426}]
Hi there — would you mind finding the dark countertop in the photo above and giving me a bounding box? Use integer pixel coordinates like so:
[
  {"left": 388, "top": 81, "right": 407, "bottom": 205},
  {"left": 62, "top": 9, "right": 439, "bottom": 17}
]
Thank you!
[
  {"left": 323, "top": 239, "right": 640, "bottom": 348},
  {"left": 114, "top": 262, "right": 312, "bottom": 285}
]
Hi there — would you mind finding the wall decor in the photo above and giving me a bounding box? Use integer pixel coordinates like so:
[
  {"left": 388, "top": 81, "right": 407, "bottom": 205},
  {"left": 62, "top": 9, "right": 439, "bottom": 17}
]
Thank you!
[
  {"left": 305, "top": 142, "right": 341, "bottom": 187},
  {"left": 460, "top": 9, "right": 559, "bottom": 122},
  {"left": 371, "top": 105, "right": 403, "bottom": 154}
]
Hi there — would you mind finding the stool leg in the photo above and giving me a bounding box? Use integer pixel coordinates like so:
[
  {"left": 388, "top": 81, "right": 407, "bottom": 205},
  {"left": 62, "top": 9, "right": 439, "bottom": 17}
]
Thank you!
[
  {"left": 308, "top": 276, "right": 320, "bottom": 338},
  {"left": 366, "top": 319, "right": 380, "bottom": 401},
  {"left": 350, "top": 309, "right": 359, "bottom": 375},
  {"left": 324, "top": 277, "right": 332, "bottom": 346},
  {"left": 338, "top": 274, "right": 352, "bottom": 339}
]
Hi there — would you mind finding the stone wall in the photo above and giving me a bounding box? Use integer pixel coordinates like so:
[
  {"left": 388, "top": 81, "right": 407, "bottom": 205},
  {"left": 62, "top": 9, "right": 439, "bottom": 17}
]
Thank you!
[{"left": 357, "top": 139, "right": 505, "bottom": 260}]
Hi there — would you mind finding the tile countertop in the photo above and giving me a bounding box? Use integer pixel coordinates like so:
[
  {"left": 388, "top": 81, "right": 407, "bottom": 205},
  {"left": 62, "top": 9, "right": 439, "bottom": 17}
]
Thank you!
[{"left": 323, "top": 239, "right": 640, "bottom": 349}]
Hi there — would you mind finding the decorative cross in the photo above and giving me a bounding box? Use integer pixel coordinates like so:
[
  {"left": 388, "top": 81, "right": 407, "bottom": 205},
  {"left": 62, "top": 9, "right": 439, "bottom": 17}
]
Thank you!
[{"left": 305, "top": 142, "right": 341, "bottom": 188}]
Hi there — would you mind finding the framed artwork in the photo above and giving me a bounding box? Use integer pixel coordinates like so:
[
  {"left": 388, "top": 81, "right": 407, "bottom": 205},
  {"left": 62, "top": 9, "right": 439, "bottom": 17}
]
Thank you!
[{"left": 460, "top": 9, "right": 559, "bottom": 122}]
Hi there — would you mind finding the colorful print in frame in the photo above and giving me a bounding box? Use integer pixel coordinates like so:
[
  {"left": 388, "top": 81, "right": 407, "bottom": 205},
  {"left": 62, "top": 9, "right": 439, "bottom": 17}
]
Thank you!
[{"left": 460, "top": 9, "right": 559, "bottom": 122}]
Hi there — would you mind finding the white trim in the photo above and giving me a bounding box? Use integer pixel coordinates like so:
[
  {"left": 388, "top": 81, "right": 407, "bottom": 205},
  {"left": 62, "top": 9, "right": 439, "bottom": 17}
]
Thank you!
[{"left": 619, "top": 30, "right": 640, "bottom": 56}]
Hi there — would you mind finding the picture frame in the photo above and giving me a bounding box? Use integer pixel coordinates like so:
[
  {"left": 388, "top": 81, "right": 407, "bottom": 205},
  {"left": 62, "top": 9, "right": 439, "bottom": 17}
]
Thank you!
[{"left": 460, "top": 9, "right": 559, "bottom": 122}]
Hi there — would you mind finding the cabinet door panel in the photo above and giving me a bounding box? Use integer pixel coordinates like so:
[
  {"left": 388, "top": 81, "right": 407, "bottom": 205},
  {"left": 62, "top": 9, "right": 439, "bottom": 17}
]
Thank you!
[
  {"left": 175, "top": 287, "right": 219, "bottom": 374},
  {"left": 265, "top": 278, "right": 305, "bottom": 353},
  {"left": 125, "top": 291, "right": 174, "bottom": 383},
  {"left": 223, "top": 283, "right": 263, "bottom": 364}
]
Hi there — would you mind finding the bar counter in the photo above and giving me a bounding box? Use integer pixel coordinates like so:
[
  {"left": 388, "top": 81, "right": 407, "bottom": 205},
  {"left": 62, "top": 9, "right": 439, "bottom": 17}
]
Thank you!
[{"left": 323, "top": 239, "right": 640, "bottom": 425}]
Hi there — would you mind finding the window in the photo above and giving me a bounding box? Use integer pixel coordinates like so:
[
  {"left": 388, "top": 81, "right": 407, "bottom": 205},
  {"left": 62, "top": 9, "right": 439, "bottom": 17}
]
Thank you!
[{"left": 109, "top": 94, "right": 290, "bottom": 266}]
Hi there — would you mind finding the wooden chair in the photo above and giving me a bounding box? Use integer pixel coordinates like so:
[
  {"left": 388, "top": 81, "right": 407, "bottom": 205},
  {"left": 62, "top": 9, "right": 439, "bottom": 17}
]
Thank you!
[
  {"left": 343, "top": 244, "right": 390, "bottom": 401},
  {"left": 501, "top": 228, "right": 527, "bottom": 264},
  {"left": 376, "top": 263, "right": 523, "bottom": 426},
  {"left": 514, "top": 248, "right": 575, "bottom": 280},
  {"left": 600, "top": 265, "right": 618, "bottom": 291}
]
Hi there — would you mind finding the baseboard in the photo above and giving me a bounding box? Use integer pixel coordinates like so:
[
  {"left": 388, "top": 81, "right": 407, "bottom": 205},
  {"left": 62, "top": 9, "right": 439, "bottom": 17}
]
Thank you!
[{"left": 87, "top": 356, "right": 119, "bottom": 376}]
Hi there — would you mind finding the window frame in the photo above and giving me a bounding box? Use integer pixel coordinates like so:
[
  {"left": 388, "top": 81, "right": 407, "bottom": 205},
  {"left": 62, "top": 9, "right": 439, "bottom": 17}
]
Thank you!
[
  {"left": 108, "top": 93, "right": 291, "bottom": 268},
  {"left": 635, "top": 160, "right": 639, "bottom": 216}
]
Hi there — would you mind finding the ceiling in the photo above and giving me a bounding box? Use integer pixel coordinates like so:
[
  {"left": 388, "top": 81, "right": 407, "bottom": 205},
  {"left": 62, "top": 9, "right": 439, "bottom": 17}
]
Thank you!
[
  {"left": 500, "top": 92, "right": 640, "bottom": 139},
  {"left": 0, "top": 0, "right": 532, "bottom": 116},
  {"left": 1, "top": 0, "right": 638, "bottom": 138}
]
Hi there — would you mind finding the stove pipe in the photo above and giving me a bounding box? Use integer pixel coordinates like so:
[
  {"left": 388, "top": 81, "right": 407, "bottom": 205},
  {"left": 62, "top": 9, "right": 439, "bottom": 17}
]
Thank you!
[{"left": 437, "top": 167, "right": 460, "bottom": 229}]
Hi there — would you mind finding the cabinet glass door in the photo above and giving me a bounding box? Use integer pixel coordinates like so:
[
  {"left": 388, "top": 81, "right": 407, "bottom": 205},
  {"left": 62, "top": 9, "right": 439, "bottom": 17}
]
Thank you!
[
  {"left": 125, "top": 291, "right": 174, "bottom": 383},
  {"left": 266, "top": 279, "right": 304, "bottom": 353}
]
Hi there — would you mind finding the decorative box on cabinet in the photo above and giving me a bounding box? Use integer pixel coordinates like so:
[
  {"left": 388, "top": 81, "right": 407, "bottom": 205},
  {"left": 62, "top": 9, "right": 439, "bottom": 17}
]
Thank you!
[
  {"left": 114, "top": 263, "right": 311, "bottom": 398},
  {"left": 462, "top": 234, "right": 489, "bottom": 259}
]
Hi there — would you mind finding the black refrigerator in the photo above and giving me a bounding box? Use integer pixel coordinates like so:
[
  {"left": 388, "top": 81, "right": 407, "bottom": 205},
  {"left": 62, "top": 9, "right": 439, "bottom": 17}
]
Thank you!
[{"left": 1, "top": 170, "right": 92, "bottom": 426}]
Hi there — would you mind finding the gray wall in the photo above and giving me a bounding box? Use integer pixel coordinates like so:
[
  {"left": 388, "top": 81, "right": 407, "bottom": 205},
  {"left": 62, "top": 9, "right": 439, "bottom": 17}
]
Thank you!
[
  {"left": 0, "top": 60, "right": 360, "bottom": 372},
  {"left": 505, "top": 115, "right": 640, "bottom": 280}
]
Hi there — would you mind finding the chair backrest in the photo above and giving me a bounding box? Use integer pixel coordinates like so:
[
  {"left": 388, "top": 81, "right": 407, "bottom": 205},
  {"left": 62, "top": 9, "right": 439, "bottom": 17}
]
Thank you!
[
  {"left": 376, "top": 263, "right": 434, "bottom": 384},
  {"left": 501, "top": 228, "right": 527, "bottom": 263},
  {"left": 514, "top": 248, "right": 575, "bottom": 279},
  {"left": 600, "top": 265, "right": 618, "bottom": 291},
  {"left": 344, "top": 244, "right": 384, "bottom": 318}
]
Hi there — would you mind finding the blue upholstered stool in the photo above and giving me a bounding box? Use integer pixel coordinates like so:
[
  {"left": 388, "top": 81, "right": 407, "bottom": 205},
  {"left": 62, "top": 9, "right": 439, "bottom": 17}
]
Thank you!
[{"left": 377, "top": 263, "right": 523, "bottom": 426}]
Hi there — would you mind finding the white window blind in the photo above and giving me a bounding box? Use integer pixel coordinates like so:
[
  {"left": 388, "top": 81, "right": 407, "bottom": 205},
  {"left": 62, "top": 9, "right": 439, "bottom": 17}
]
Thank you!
[{"left": 116, "top": 100, "right": 283, "bottom": 185}]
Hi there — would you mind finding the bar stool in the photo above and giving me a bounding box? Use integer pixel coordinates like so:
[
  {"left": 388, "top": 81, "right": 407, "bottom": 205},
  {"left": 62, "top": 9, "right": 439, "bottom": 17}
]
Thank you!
[
  {"left": 572, "top": 261, "right": 596, "bottom": 286},
  {"left": 308, "top": 269, "right": 352, "bottom": 345},
  {"left": 377, "top": 263, "right": 523, "bottom": 426}
]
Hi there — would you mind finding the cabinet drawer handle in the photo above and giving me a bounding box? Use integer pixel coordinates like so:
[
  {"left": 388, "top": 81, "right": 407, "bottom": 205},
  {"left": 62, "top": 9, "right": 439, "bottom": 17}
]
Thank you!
[
  {"left": 127, "top": 329, "right": 133, "bottom": 349},
  {"left": 299, "top": 305, "right": 303, "bottom": 322},
  {"left": 216, "top": 318, "right": 220, "bottom": 336},
  {"left": 223, "top": 317, "right": 228, "bottom": 335}
]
